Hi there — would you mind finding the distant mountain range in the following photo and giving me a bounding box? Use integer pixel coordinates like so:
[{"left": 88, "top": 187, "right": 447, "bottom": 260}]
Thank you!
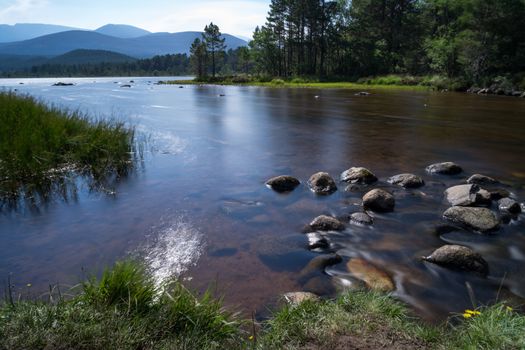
[
  {"left": 0, "top": 23, "right": 248, "bottom": 72},
  {"left": 0, "top": 23, "right": 79, "bottom": 42}
]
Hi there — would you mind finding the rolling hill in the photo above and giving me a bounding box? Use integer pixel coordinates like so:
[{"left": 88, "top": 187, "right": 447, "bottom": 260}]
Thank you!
[
  {"left": 95, "top": 24, "right": 151, "bottom": 38},
  {"left": 0, "top": 23, "right": 79, "bottom": 43},
  {"left": 47, "top": 49, "right": 137, "bottom": 65},
  {"left": 0, "top": 30, "right": 247, "bottom": 58}
]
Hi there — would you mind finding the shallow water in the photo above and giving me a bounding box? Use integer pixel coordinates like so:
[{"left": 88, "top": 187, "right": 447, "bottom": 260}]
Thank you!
[{"left": 1, "top": 77, "right": 525, "bottom": 321}]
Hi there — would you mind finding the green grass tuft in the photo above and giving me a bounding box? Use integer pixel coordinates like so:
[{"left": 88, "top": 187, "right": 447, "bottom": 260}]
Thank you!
[
  {"left": 0, "top": 91, "right": 136, "bottom": 207},
  {"left": 0, "top": 260, "right": 243, "bottom": 350}
]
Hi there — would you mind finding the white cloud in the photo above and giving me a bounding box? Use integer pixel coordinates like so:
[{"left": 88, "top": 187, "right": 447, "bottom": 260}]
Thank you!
[
  {"left": 0, "top": 0, "right": 48, "bottom": 22},
  {"left": 148, "top": 0, "right": 268, "bottom": 38}
]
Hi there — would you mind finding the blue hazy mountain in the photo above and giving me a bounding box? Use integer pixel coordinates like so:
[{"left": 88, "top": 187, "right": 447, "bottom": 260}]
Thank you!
[
  {"left": 0, "top": 30, "right": 247, "bottom": 58},
  {"left": 95, "top": 24, "right": 151, "bottom": 38},
  {"left": 0, "top": 23, "right": 79, "bottom": 43}
]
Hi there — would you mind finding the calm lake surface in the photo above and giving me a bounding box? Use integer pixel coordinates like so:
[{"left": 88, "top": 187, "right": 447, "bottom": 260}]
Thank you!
[{"left": 1, "top": 77, "right": 525, "bottom": 321}]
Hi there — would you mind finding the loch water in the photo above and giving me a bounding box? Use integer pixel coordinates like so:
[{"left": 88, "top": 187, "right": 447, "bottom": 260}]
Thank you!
[{"left": 1, "top": 77, "right": 525, "bottom": 321}]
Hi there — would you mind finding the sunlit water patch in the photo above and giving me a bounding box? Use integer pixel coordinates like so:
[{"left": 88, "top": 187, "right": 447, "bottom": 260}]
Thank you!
[{"left": 142, "top": 215, "right": 204, "bottom": 287}]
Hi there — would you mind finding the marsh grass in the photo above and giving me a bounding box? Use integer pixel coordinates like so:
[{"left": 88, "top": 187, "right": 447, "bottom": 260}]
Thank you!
[
  {"left": 0, "top": 260, "right": 243, "bottom": 350},
  {"left": 0, "top": 91, "right": 136, "bottom": 209}
]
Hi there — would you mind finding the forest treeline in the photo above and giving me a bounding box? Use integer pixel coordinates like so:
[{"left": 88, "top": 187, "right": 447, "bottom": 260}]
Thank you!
[
  {"left": 1, "top": 54, "right": 190, "bottom": 78},
  {"left": 190, "top": 0, "right": 525, "bottom": 90}
]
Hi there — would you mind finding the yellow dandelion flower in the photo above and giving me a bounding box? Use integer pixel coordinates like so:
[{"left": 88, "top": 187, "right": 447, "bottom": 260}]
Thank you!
[
  {"left": 465, "top": 309, "right": 481, "bottom": 315},
  {"left": 248, "top": 335, "right": 254, "bottom": 341},
  {"left": 463, "top": 313, "right": 473, "bottom": 318}
]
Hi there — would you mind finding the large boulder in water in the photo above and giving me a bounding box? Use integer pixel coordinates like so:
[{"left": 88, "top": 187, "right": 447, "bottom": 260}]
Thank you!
[
  {"left": 387, "top": 173, "right": 425, "bottom": 188},
  {"left": 498, "top": 198, "right": 521, "bottom": 214},
  {"left": 444, "top": 184, "right": 490, "bottom": 206},
  {"left": 308, "top": 172, "right": 337, "bottom": 195},
  {"left": 346, "top": 258, "right": 395, "bottom": 292},
  {"left": 308, "top": 215, "right": 345, "bottom": 231},
  {"left": 363, "top": 189, "right": 395, "bottom": 212},
  {"left": 443, "top": 206, "right": 499, "bottom": 233},
  {"left": 423, "top": 245, "right": 488, "bottom": 275},
  {"left": 266, "top": 175, "right": 300, "bottom": 192},
  {"left": 467, "top": 174, "right": 499, "bottom": 185},
  {"left": 426, "top": 162, "right": 462, "bottom": 175},
  {"left": 340, "top": 167, "right": 377, "bottom": 184}
]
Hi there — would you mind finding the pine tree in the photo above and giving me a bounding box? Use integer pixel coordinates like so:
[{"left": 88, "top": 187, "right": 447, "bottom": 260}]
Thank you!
[{"left": 202, "top": 23, "right": 227, "bottom": 78}]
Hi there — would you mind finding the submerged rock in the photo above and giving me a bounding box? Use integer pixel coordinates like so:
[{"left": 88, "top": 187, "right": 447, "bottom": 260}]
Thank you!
[
  {"left": 444, "top": 184, "right": 490, "bottom": 206},
  {"left": 308, "top": 172, "right": 337, "bottom": 195},
  {"left": 443, "top": 206, "right": 499, "bottom": 233},
  {"left": 282, "top": 292, "right": 320, "bottom": 306},
  {"left": 423, "top": 245, "right": 488, "bottom": 275},
  {"left": 362, "top": 189, "right": 395, "bottom": 212},
  {"left": 387, "top": 173, "right": 425, "bottom": 188},
  {"left": 498, "top": 198, "right": 521, "bottom": 214},
  {"left": 120, "top": 84, "right": 132, "bottom": 88},
  {"left": 340, "top": 167, "right": 378, "bottom": 184},
  {"left": 346, "top": 258, "right": 395, "bottom": 292},
  {"left": 350, "top": 212, "right": 373, "bottom": 225},
  {"left": 426, "top": 162, "right": 462, "bottom": 175},
  {"left": 467, "top": 174, "right": 499, "bottom": 185},
  {"left": 299, "top": 254, "right": 343, "bottom": 278},
  {"left": 309, "top": 215, "right": 345, "bottom": 232},
  {"left": 266, "top": 175, "right": 300, "bottom": 192}
]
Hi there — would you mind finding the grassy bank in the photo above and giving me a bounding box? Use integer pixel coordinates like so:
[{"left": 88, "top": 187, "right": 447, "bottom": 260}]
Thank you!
[
  {"left": 158, "top": 74, "right": 463, "bottom": 91},
  {"left": 0, "top": 91, "right": 135, "bottom": 206},
  {"left": 0, "top": 261, "right": 241, "bottom": 349},
  {"left": 1, "top": 260, "right": 524, "bottom": 349}
]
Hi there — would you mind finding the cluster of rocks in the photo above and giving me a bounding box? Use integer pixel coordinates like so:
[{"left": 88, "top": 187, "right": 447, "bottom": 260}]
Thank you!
[
  {"left": 266, "top": 162, "right": 524, "bottom": 304},
  {"left": 467, "top": 86, "right": 525, "bottom": 98}
]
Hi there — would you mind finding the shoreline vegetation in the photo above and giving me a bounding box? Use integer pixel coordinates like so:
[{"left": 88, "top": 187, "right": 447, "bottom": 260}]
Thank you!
[
  {"left": 0, "top": 92, "right": 136, "bottom": 209},
  {"left": 1, "top": 260, "right": 524, "bottom": 349},
  {"left": 158, "top": 75, "right": 525, "bottom": 96}
]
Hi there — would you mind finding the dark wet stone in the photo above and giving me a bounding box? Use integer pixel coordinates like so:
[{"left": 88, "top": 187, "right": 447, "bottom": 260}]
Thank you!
[
  {"left": 362, "top": 189, "right": 395, "bottom": 213},
  {"left": 490, "top": 188, "right": 511, "bottom": 200},
  {"left": 443, "top": 206, "right": 499, "bottom": 233},
  {"left": 299, "top": 254, "right": 343, "bottom": 278},
  {"left": 52, "top": 82, "right": 74, "bottom": 86},
  {"left": 350, "top": 212, "right": 373, "bottom": 225},
  {"left": 309, "top": 215, "right": 345, "bottom": 231},
  {"left": 467, "top": 174, "right": 499, "bottom": 185},
  {"left": 308, "top": 172, "right": 337, "bottom": 195},
  {"left": 282, "top": 292, "right": 320, "bottom": 306},
  {"left": 498, "top": 198, "right": 521, "bottom": 214},
  {"left": 426, "top": 162, "right": 462, "bottom": 175},
  {"left": 444, "top": 184, "right": 490, "bottom": 206},
  {"left": 387, "top": 173, "right": 425, "bottom": 188},
  {"left": 423, "top": 245, "right": 488, "bottom": 275},
  {"left": 120, "top": 84, "right": 132, "bottom": 88},
  {"left": 266, "top": 175, "right": 300, "bottom": 192},
  {"left": 306, "top": 232, "right": 330, "bottom": 250},
  {"left": 340, "top": 167, "right": 378, "bottom": 184}
]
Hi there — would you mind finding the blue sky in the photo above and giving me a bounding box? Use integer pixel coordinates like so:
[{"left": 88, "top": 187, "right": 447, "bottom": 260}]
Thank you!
[{"left": 0, "top": 0, "right": 270, "bottom": 37}]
